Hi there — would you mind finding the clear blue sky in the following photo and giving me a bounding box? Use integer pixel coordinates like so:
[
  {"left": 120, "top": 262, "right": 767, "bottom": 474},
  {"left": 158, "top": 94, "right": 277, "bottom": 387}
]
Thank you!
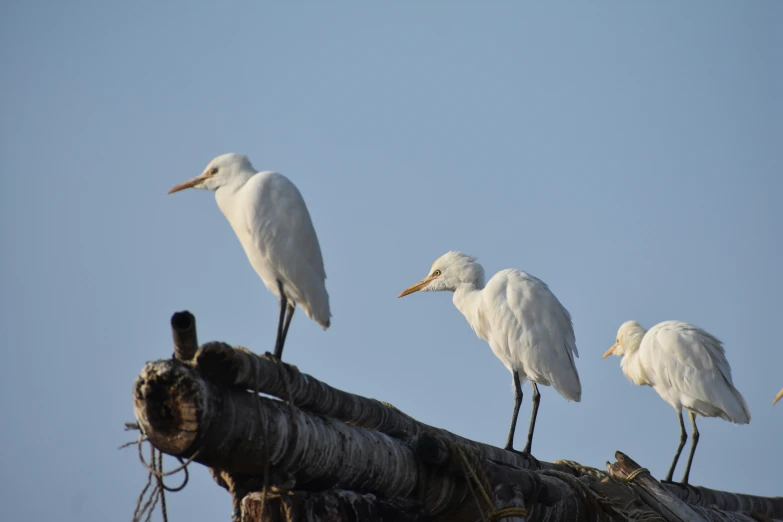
[{"left": 1, "top": 1, "right": 781, "bottom": 520}]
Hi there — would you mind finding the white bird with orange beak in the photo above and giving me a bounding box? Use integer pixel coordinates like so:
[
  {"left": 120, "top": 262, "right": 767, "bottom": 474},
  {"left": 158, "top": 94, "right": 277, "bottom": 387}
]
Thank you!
[
  {"left": 398, "top": 251, "right": 581, "bottom": 455},
  {"left": 603, "top": 320, "right": 750, "bottom": 484},
  {"left": 168, "top": 153, "right": 330, "bottom": 360}
]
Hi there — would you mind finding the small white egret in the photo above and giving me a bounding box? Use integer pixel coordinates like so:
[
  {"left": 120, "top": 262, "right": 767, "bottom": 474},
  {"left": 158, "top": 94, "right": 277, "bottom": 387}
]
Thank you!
[
  {"left": 603, "top": 320, "right": 750, "bottom": 484},
  {"left": 398, "top": 252, "right": 581, "bottom": 455},
  {"left": 168, "top": 153, "right": 330, "bottom": 359},
  {"left": 774, "top": 388, "right": 783, "bottom": 405}
]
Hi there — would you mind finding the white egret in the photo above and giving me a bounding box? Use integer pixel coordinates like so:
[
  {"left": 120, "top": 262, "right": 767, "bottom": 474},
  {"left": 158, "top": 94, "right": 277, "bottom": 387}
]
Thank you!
[
  {"left": 774, "top": 388, "right": 783, "bottom": 405},
  {"left": 398, "top": 251, "right": 581, "bottom": 455},
  {"left": 168, "top": 153, "right": 330, "bottom": 359},
  {"left": 603, "top": 320, "right": 750, "bottom": 484}
]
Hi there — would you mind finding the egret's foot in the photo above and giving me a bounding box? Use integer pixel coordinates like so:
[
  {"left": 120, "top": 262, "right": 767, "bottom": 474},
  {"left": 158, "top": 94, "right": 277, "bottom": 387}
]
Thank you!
[{"left": 521, "top": 450, "right": 541, "bottom": 469}]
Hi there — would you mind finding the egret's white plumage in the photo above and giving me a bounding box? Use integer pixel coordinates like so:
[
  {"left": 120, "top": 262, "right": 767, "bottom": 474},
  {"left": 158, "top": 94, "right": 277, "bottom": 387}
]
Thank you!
[
  {"left": 603, "top": 320, "right": 749, "bottom": 484},
  {"left": 168, "top": 153, "right": 330, "bottom": 358},
  {"left": 398, "top": 251, "right": 581, "bottom": 454}
]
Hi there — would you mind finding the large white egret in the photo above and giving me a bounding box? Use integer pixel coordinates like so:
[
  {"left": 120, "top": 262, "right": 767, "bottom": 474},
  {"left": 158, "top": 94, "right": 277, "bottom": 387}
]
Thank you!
[
  {"left": 398, "top": 251, "right": 581, "bottom": 455},
  {"left": 774, "top": 388, "right": 783, "bottom": 405},
  {"left": 603, "top": 320, "right": 750, "bottom": 484},
  {"left": 168, "top": 153, "right": 330, "bottom": 359}
]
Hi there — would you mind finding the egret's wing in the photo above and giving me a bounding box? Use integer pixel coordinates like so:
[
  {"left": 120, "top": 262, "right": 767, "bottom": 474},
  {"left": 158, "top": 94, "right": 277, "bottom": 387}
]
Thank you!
[
  {"left": 483, "top": 270, "right": 581, "bottom": 401},
  {"left": 642, "top": 321, "right": 749, "bottom": 423},
  {"left": 243, "top": 172, "right": 330, "bottom": 326}
]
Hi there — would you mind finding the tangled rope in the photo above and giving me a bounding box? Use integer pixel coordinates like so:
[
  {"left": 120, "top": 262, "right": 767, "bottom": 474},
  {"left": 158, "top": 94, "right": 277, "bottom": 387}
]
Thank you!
[
  {"left": 543, "top": 462, "right": 663, "bottom": 522},
  {"left": 624, "top": 467, "right": 649, "bottom": 484},
  {"left": 123, "top": 423, "right": 200, "bottom": 522}
]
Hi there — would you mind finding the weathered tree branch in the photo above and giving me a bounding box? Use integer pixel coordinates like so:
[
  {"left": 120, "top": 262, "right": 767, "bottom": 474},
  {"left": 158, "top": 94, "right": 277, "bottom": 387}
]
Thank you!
[
  {"left": 196, "top": 341, "right": 546, "bottom": 471},
  {"left": 133, "top": 358, "right": 556, "bottom": 520},
  {"left": 133, "top": 356, "right": 782, "bottom": 522},
  {"left": 130, "top": 313, "right": 783, "bottom": 522},
  {"left": 193, "top": 342, "right": 783, "bottom": 519}
]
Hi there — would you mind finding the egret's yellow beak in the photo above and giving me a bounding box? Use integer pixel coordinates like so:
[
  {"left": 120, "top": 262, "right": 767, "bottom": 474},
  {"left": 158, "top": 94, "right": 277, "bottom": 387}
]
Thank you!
[
  {"left": 602, "top": 343, "right": 618, "bottom": 359},
  {"left": 168, "top": 171, "right": 214, "bottom": 194},
  {"left": 398, "top": 274, "right": 438, "bottom": 298},
  {"left": 773, "top": 388, "right": 783, "bottom": 406}
]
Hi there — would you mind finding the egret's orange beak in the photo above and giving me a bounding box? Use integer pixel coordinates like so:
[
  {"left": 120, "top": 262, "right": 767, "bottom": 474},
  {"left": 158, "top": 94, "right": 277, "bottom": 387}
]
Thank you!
[
  {"left": 168, "top": 171, "right": 214, "bottom": 194},
  {"left": 398, "top": 274, "right": 438, "bottom": 298},
  {"left": 773, "top": 388, "right": 783, "bottom": 406},
  {"left": 602, "top": 343, "right": 618, "bottom": 359}
]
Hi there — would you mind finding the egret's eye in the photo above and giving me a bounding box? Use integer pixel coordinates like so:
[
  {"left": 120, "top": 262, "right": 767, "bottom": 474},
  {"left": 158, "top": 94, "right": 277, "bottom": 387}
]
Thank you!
[
  {"left": 432, "top": 270, "right": 441, "bottom": 277},
  {"left": 210, "top": 167, "right": 219, "bottom": 175}
]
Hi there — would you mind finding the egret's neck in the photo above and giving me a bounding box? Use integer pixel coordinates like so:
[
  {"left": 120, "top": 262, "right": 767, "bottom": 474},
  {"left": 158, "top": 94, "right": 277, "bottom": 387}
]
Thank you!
[
  {"left": 453, "top": 282, "right": 486, "bottom": 339},
  {"left": 214, "top": 170, "right": 255, "bottom": 218},
  {"left": 619, "top": 328, "right": 649, "bottom": 386}
]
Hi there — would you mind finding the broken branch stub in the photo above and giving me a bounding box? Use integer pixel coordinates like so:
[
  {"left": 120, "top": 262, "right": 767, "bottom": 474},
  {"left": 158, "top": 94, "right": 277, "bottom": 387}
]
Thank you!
[
  {"left": 606, "top": 452, "right": 783, "bottom": 522},
  {"left": 171, "top": 311, "right": 198, "bottom": 362}
]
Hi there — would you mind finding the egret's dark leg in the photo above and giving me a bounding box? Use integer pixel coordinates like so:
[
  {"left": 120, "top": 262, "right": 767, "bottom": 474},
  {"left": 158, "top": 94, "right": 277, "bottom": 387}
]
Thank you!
[
  {"left": 504, "top": 372, "right": 523, "bottom": 451},
  {"left": 273, "top": 280, "right": 288, "bottom": 359},
  {"left": 279, "top": 304, "right": 296, "bottom": 349},
  {"left": 522, "top": 383, "right": 541, "bottom": 455},
  {"left": 665, "top": 411, "right": 687, "bottom": 482},
  {"left": 680, "top": 412, "right": 700, "bottom": 485}
]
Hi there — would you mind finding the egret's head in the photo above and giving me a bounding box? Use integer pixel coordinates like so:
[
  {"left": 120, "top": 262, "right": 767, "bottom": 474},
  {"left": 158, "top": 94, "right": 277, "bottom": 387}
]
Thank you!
[
  {"left": 168, "top": 153, "right": 255, "bottom": 194},
  {"left": 603, "top": 320, "right": 646, "bottom": 358},
  {"left": 398, "top": 251, "right": 485, "bottom": 297}
]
